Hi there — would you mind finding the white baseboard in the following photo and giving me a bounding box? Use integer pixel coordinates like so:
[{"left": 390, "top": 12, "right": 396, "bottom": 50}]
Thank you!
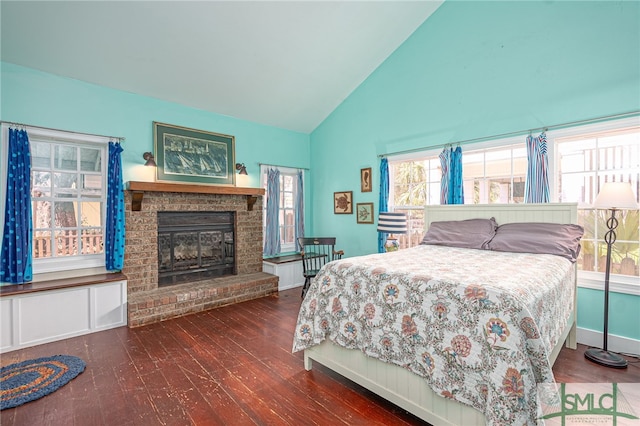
[
  {"left": 577, "top": 327, "right": 640, "bottom": 356},
  {"left": 278, "top": 282, "right": 303, "bottom": 291}
]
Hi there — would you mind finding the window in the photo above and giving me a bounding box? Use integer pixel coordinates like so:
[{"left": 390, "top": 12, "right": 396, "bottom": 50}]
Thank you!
[
  {"left": 388, "top": 118, "right": 640, "bottom": 286},
  {"left": 390, "top": 141, "right": 528, "bottom": 248},
  {"left": 261, "top": 165, "right": 303, "bottom": 254},
  {"left": 556, "top": 126, "right": 639, "bottom": 281},
  {"left": 462, "top": 145, "right": 528, "bottom": 204},
  {"left": 390, "top": 142, "right": 527, "bottom": 208},
  {"left": 1, "top": 125, "right": 109, "bottom": 275}
]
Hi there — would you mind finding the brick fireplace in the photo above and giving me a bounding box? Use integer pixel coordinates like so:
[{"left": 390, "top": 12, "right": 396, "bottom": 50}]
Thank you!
[{"left": 123, "top": 181, "right": 277, "bottom": 327}]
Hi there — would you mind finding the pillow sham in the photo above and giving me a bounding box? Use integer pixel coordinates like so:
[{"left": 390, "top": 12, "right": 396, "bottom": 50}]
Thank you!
[
  {"left": 420, "top": 217, "right": 498, "bottom": 250},
  {"left": 487, "top": 222, "right": 584, "bottom": 262}
]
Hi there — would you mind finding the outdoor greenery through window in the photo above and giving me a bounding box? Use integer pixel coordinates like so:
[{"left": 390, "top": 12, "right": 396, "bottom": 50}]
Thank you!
[
  {"left": 27, "top": 128, "right": 108, "bottom": 273},
  {"left": 389, "top": 121, "right": 639, "bottom": 280}
]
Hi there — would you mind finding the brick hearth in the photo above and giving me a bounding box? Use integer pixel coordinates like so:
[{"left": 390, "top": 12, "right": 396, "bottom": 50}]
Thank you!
[
  {"left": 127, "top": 272, "right": 277, "bottom": 327},
  {"left": 123, "top": 183, "right": 277, "bottom": 326}
]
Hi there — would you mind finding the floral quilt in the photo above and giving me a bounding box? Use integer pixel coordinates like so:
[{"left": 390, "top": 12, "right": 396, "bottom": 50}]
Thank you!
[{"left": 292, "top": 245, "right": 575, "bottom": 426}]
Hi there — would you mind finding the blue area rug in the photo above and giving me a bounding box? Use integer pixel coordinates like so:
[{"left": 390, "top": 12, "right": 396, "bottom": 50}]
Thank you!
[{"left": 0, "top": 355, "right": 86, "bottom": 410}]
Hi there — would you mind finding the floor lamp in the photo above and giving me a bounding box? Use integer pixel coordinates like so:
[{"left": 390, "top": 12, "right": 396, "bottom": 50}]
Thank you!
[{"left": 584, "top": 182, "right": 638, "bottom": 369}]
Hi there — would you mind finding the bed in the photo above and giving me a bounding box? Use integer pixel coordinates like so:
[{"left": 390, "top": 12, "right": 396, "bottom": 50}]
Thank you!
[{"left": 293, "top": 203, "right": 580, "bottom": 426}]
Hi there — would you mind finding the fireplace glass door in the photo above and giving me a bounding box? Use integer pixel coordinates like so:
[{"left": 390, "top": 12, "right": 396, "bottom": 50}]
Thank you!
[{"left": 157, "top": 211, "right": 235, "bottom": 286}]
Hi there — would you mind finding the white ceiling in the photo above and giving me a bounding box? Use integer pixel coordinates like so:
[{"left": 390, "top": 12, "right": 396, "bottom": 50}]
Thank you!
[{"left": 1, "top": 1, "right": 442, "bottom": 134}]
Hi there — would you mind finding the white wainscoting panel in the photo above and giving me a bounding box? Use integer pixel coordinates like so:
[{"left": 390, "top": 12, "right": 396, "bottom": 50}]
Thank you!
[
  {"left": 19, "top": 287, "right": 91, "bottom": 344},
  {"left": 0, "top": 280, "right": 127, "bottom": 353},
  {"left": 1, "top": 298, "right": 13, "bottom": 350},
  {"left": 94, "top": 281, "right": 128, "bottom": 328},
  {"left": 263, "top": 260, "right": 304, "bottom": 291}
]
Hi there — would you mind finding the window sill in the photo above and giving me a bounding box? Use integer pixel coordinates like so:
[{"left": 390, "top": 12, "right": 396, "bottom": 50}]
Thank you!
[
  {"left": 578, "top": 271, "right": 639, "bottom": 296},
  {"left": 0, "top": 272, "right": 127, "bottom": 297},
  {"left": 263, "top": 254, "right": 303, "bottom": 264}
]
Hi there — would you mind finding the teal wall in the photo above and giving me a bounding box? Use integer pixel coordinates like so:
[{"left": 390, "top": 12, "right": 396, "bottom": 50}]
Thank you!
[
  {"left": 311, "top": 0, "right": 640, "bottom": 256},
  {"left": 578, "top": 288, "right": 640, "bottom": 342},
  {"left": 309, "top": 1, "right": 640, "bottom": 341},
  {"left": 1, "top": 61, "right": 310, "bottom": 187},
  {"left": 1, "top": 61, "right": 312, "bottom": 234}
]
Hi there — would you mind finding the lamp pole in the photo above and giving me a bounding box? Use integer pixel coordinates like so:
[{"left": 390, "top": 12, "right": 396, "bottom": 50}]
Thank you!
[
  {"left": 584, "top": 208, "right": 627, "bottom": 368},
  {"left": 601, "top": 209, "right": 617, "bottom": 352}
]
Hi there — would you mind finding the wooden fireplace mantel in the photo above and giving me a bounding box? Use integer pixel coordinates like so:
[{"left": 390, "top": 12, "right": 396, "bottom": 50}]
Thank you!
[{"left": 126, "top": 181, "right": 264, "bottom": 211}]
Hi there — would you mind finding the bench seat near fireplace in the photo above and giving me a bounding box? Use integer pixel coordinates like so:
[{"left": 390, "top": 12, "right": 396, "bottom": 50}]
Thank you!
[
  {"left": 127, "top": 272, "right": 278, "bottom": 327},
  {"left": 262, "top": 254, "right": 305, "bottom": 291},
  {"left": 1, "top": 273, "right": 127, "bottom": 353}
]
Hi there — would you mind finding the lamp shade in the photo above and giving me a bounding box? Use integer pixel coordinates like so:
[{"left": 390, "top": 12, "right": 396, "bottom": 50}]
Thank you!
[
  {"left": 377, "top": 212, "right": 407, "bottom": 234},
  {"left": 593, "top": 182, "right": 639, "bottom": 210}
]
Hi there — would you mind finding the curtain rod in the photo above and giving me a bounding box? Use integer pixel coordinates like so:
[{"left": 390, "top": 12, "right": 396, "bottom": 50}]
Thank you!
[
  {"left": 258, "top": 162, "right": 309, "bottom": 171},
  {"left": 377, "top": 110, "right": 640, "bottom": 158},
  {"left": 1, "top": 121, "right": 125, "bottom": 142}
]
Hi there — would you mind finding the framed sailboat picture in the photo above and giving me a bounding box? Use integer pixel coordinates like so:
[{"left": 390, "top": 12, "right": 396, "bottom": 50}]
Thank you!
[{"left": 153, "top": 122, "right": 236, "bottom": 186}]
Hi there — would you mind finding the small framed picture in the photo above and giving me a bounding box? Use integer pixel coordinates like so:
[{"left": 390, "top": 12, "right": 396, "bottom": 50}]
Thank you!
[
  {"left": 361, "top": 167, "right": 372, "bottom": 192},
  {"left": 334, "top": 191, "right": 353, "bottom": 214},
  {"left": 356, "top": 203, "right": 374, "bottom": 224}
]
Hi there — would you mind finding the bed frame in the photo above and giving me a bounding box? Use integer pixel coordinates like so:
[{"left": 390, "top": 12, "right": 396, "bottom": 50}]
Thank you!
[{"left": 304, "top": 203, "right": 578, "bottom": 426}]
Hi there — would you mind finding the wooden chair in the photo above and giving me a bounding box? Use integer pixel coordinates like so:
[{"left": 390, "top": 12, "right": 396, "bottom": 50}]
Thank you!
[{"left": 298, "top": 237, "right": 344, "bottom": 298}]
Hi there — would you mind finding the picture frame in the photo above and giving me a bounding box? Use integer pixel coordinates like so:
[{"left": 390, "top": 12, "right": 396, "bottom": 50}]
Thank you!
[
  {"left": 153, "top": 122, "right": 236, "bottom": 186},
  {"left": 334, "top": 191, "right": 353, "bottom": 214},
  {"left": 356, "top": 202, "right": 374, "bottom": 224},
  {"left": 361, "top": 167, "right": 372, "bottom": 192}
]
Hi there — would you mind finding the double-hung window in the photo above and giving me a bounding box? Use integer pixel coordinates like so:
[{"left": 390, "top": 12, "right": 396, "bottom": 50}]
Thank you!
[
  {"left": 1, "top": 125, "right": 109, "bottom": 275},
  {"left": 555, "top": 124, "right": 639, "bottom": 290},
  {"left": 261, "top": 165, "right": 303, "bottom": 254}
]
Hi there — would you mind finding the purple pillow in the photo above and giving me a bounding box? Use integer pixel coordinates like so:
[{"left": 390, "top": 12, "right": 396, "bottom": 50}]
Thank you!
[
  {"left": 421, "top": 217, "right": 498, "bottom": 250},
  {"left": 487, "top": 222, "right": 584, "bottom": 262}
]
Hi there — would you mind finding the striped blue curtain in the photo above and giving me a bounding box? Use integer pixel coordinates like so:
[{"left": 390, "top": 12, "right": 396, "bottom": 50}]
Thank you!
[
  {"left": 1, "top": 128, "right": 33, "bottom": 283},
  {"left": 105, "top": 141, "right": 125, "bottom": 271},
  {"left": 439, "top": 147, "right": 464, "bottom": 204},
  {"left": 294, "top": 170, "right": 304, "bottom": 251},
  {"left": 524, "top": 132, "right": 550, "bottom": 203},
  {"left": 439, "top": 148, "right": 450, "bottom": 204},
  {"left": 377, "top": 158, "right": 389, "bottom": 253},
  {"left": 449, "top": 146, "right": 464, "bottom": 204},
  {"left": 264, "top": 168, "right": 281, "bottom": 256}
]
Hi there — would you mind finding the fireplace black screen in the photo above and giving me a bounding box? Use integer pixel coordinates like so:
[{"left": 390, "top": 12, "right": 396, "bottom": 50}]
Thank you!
[{"left": 157, "top": 211, "right": 235, "bottom": 286}]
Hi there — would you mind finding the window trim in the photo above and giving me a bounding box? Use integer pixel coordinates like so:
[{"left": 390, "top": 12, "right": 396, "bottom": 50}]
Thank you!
[
  {"left": 579, "top": 271, "right": 640, "bottom": 296},
  {"left": 1, "top": 124, "right": 110, "bottom": 278}
]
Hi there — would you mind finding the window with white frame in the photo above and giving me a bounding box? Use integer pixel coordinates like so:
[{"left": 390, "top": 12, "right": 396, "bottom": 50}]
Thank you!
[
  {"left": 261, "top": 165, "right": 302, "bottom": 254},
  {"left": 1, "top": 125, "right": 109, "bottom": 275},
  {"left": 388, "top": 118, "right": 639, "bottom": 284},
  {"left": 389, "top": 142, "right": 529, "bottom": 248},
  {"left": 556, "top": 125, "right": 639, "bottom": 281}
]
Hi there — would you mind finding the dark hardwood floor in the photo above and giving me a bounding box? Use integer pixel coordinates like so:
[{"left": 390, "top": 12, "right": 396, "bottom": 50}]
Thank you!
[{"left": 1, "top": 288, "right": 638, "bottom": 426}]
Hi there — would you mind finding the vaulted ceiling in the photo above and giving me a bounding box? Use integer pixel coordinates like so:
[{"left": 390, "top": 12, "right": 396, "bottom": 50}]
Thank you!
[{"left": 1, "top": 1, "right": 443, "bottom": 133}]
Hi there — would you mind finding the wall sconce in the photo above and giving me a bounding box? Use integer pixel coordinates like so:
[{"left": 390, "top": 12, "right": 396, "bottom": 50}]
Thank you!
[
  {"left": 235, "top": 163, "right": 248, "bottom": 175},
  {"left": 143, "top": 152, "right": 157, "bottom": 167}
]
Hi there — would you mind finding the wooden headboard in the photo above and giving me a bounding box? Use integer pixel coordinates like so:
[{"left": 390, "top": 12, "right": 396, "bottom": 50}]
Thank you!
[{"left": 424, "top": 203, "right": 578, "bottom": 230}]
